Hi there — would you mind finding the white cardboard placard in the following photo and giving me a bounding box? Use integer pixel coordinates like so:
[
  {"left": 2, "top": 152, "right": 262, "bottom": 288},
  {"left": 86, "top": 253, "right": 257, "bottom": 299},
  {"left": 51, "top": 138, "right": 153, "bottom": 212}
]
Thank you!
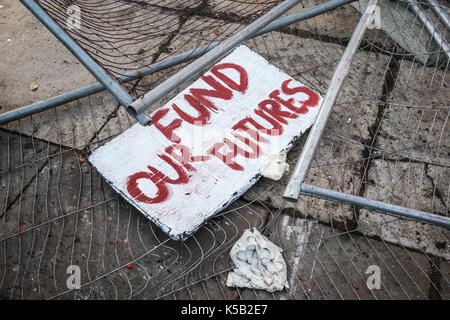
[{"left": 89, "top": 45, "right": 323, "bottom": 240}]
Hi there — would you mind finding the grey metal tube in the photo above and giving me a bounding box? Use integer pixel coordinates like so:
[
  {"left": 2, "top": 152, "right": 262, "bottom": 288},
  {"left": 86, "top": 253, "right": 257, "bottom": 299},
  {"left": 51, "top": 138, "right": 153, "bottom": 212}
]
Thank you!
[
  {"left": 2, "top": 0, "right": 355, "bottom": 125},
  {"left": 300, "top": 183, "right": 450, "bottom": 229},
  {"left": 408, "top": 0, "right": 450, "bottom": 61},
  {"left": 426, "top": 0, "right": 450, "bottom": 31},
  {"left": 129, "top": 0, "right": 306, "bottom": 124},
  {"left": 0, "top": 44, "right": 217, "bottom": 125},
  {"left": 19, "top": 0, "right": 144, "bottom": 121},
  {"left": 0, "top": 83, "right": 103, "bottom": 125},
  {"left": 283, "top": 0, "right": 378, "bottom": 202}
]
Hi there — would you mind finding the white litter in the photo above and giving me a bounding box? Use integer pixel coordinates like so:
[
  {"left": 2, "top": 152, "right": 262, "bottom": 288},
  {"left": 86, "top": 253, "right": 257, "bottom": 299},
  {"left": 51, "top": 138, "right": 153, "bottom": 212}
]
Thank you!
[
  {"left": 352, "top": 0, "right": 431, "bottom": 64},
  {"left": 260, "top": 153, "right": 289, "bottom": 181},
  {"left": 226, "top": 228, "right": 288, "bottom": 292}
]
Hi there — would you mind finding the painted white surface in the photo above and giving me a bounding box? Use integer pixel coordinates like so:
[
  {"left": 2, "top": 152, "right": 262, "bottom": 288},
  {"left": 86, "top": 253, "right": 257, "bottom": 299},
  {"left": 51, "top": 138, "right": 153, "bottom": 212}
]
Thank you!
[
  {"left": 89, "top": 45, "right": 323, "bottom": 240},
  {"left": 226, "top": 228, "right": 288, "bottom": 292}
]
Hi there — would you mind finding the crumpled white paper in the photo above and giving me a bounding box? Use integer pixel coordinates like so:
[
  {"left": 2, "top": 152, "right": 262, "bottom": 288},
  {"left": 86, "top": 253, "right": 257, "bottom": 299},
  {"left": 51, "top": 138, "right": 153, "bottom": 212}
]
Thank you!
[
  {"left": 226, "top": 228, "right": 288, "bottom": 292},
  {"left": 260, "top": 153, "right": 289, "bottom": 181}
]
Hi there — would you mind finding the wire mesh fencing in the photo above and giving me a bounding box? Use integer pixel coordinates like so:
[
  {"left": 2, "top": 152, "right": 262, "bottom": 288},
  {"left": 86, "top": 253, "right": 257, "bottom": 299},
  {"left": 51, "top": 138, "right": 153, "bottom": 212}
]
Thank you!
[{"left": 0, "top": 0, "right": 449, "bottom": 299}]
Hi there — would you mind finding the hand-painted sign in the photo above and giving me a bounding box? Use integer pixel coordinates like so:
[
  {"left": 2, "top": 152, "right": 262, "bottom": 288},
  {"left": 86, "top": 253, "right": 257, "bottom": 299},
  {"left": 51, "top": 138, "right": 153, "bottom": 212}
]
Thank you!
[{"left": 89, "top": 45, "right": 323, "bottom": 241}]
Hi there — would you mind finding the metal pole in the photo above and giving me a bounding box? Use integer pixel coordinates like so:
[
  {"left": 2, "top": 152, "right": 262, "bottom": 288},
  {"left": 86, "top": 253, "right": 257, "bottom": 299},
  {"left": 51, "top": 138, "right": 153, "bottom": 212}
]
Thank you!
[
  {"left": 19, "top": 0, "right": 150, "bottom": 125},
  {"left": 283, "top": 0, "right": 378, "bottom": 202},
  {"left": 129, "top": 0, "right": 306, "bottom": 125},
  {"left": 426, "top": 0, "right": 450, "bottom": 31},
  {"left": 408, "top": 0, "right": 450, "bottom": 61},
  {"left": 3, "top": 0, "right": 356, "bottom": 125},
  {"left": 300, "top": 184, "right": 450, "bottom": 229}
]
